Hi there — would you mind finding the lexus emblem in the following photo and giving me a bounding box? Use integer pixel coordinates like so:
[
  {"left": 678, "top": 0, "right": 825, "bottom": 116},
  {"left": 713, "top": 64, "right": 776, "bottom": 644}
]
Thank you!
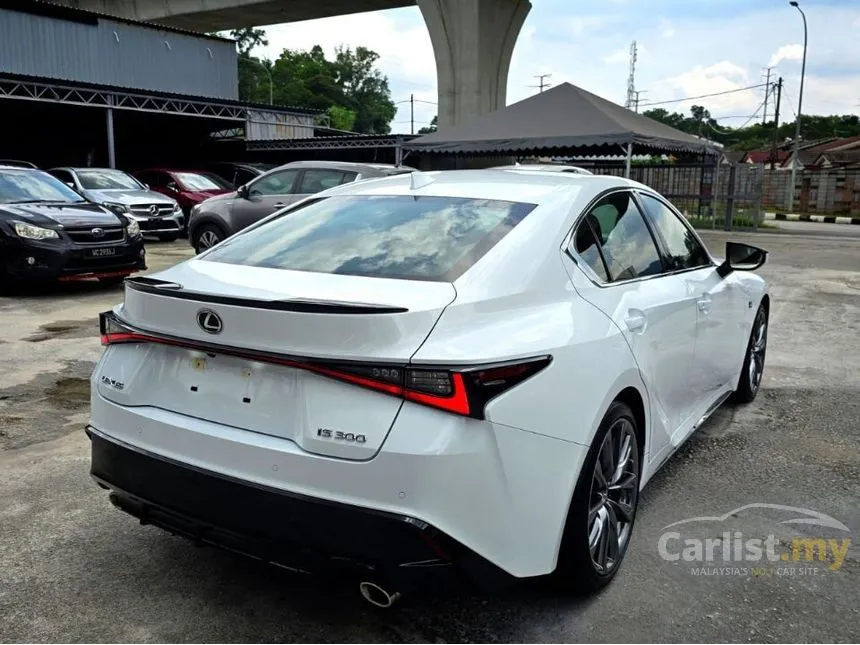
[
  {"left": 196, "top": 309, "right": 223, "bottom": 334},
  {"left": 149, "top": 205, "right": 159, "bottom": 216},
  {"left": 91, "top": 227, "right": 105, "bottom": 238}
]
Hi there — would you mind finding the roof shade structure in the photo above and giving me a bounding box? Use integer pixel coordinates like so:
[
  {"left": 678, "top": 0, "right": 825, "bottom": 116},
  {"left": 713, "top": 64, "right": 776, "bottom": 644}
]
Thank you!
[{"left": 404, "top": 82, "right": 720, "bottom": 158}]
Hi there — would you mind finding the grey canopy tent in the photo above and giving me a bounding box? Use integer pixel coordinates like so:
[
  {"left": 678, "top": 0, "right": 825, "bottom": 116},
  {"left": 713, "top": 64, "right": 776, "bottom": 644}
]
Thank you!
[{"left": 403, "top": 82, "right": 720, "bottom": 176}]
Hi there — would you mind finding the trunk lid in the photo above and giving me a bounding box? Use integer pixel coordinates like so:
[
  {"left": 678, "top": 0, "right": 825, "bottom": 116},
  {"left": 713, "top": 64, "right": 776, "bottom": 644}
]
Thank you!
[{"left": 98, "top": 259, "right": 456, "bottom": 460}]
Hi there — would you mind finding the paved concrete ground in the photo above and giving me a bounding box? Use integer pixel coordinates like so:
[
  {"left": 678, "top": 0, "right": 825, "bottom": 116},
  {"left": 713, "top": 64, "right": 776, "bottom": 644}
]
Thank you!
[{"left": 1, "top": 230, "right": 858, "bottom": 643}]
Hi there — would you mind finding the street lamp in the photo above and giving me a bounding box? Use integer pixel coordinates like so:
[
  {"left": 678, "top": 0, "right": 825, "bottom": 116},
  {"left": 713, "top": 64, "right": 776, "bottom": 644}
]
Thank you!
[
  {"left": 787, "top": 0, "right": 807, "bottom": 212},
  {"left": 243, "top": 57, "right": 273, "bottom": 105}
]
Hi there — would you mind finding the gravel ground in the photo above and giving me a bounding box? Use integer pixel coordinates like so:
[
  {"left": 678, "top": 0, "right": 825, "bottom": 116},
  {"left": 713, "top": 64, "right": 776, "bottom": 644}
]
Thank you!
[{"left": 0, "top": 228, "right": 858, "bottom": 643}]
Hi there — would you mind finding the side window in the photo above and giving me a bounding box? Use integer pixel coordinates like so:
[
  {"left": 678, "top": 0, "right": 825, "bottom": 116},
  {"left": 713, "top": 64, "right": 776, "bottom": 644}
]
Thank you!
[
  {"left": 135, "top": 171, "right": 153, "bottom": 186},
  {"left": 251, "top": 169, "right": 299, "bottom": 196},
  {"left": 234, "top": 168, "right": 256, "bottom": 187},
  {"left": 638, "top": 193, "right": 711, "bottom": 271},
  {"left": 298, "top": 169, "right": 348, "bottom": 194},
  {"left": 571, "top": 191, "right": 664, "bottom": 283},
  {"left": 340, "top": 171, "right": 358, "bottom": 184},
  {"left": 49, "top": 169, "right": 73, "bottom": 185},
  {"left": 146, "top": 172, "right": 168, "bottom": 188}
]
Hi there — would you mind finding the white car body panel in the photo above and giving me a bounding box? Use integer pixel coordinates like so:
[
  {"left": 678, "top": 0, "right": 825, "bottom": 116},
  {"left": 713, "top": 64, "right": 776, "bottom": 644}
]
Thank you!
[{"left": 89, "top": 169, "right": 769, "bottom": 581}]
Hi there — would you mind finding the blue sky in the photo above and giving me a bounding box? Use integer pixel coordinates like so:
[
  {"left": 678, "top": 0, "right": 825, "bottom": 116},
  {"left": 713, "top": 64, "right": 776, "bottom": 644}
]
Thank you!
[{"left": 256, "top": 0, "right": 860, "bottom": 133}]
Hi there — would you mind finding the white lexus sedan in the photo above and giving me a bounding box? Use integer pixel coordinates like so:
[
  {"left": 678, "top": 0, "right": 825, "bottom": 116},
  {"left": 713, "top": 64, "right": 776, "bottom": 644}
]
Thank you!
[{"left": 88, "top": 169, "right": 769, "bottom": 604}]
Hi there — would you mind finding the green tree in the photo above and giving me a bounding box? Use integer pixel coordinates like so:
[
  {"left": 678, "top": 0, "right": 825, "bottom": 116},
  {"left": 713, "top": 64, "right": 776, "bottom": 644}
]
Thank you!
[
  {"left": 417, "top": 115, "right": 438, "bottom": 134},
  {"left": 230, "top": 27, "right": 267, "bottom": 55},
  {"left": 229, "top": 42, "right": 396, "bottom": 134},
  {"left": 328, "top": 105, "right": 357, "bottom": 131},
  {"left": 330, "top": 46, "right": 396, "bottom": 134}
]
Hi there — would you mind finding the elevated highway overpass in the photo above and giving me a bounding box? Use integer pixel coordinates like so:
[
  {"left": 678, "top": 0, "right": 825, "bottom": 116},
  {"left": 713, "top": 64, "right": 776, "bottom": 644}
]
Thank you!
[{"left": 55, "top": 0, "right": 532, "bottom": 129}]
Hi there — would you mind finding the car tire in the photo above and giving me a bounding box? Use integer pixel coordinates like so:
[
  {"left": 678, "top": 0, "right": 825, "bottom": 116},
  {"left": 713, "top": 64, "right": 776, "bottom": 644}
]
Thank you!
[
  {"left": 193, "top": 224, "right": 225, "bottom": 254},
  {"left": 157, "top": 233, "right": 179, "bottom": 243},
  {"left": 731, "top": 303, "right": 768, "bottom": 404},
  {"left": 551, "top": 400, "right": 641, "bottom": 595}
]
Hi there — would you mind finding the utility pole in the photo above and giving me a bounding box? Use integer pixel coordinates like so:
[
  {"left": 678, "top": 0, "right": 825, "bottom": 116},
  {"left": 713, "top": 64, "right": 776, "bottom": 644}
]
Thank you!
[
  {"left": 787, "top": 0, "right": 808, "bottom": 212},
  {"left": 633, "top": 90, "right": 647, "bottom": 113},
  {"left": 531, "top": 74, "right": 552, "bottom": 93},
  {"left": 770, "top": 77, "right": 783, "bottom": 168},
  {"left": 410, "top": 94, "right": 414, "bottom": 135},
  {"left": 762, "top": 66, "right": 773, "bottom": 125}
]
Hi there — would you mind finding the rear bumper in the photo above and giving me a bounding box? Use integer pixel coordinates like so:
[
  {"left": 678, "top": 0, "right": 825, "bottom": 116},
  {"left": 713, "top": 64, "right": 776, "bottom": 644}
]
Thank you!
[
  {"left": 87, "top": 427, "right": 509, "bottom": 591},
  {"left": 89, "top": 383, "right": 586, "bottom": 581}
]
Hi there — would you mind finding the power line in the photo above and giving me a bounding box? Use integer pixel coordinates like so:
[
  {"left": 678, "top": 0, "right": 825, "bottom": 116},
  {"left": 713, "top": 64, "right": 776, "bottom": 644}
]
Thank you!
[
  {"left": 638, "top": 83, "right": 769, "bottom": 108},
  {"left": 394, "top": 97, "right": 437, "bottom": 106},
  {"left": 734, "top": 95, "right": 770, "bottom": 130}
]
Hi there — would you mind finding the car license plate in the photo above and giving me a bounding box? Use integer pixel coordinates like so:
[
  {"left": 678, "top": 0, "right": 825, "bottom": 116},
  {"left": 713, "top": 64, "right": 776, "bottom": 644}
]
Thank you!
[{"left": 88, "top": 247, "right": 117, "bottom": 258}]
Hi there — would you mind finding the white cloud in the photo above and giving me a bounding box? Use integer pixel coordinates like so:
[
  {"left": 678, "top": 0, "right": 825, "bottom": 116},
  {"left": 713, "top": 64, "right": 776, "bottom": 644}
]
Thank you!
[
  {"left": 603, "top": 46, "right": 630, "bottom": 65},
  {"left": 769, "top": 44, "right": 804, "bottom": 68},
  {"left": 255, "top": 2, "right": 860, "bottom": 132},
  {"left": 660, "top": 18, "right": 676, "bottom": 39}
]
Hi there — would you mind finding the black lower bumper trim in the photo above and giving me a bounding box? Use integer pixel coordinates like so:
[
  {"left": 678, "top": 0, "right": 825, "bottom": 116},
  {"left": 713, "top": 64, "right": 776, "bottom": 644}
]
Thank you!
[{"left": 87, "top": 428, "right": 511, "bottom": 592}]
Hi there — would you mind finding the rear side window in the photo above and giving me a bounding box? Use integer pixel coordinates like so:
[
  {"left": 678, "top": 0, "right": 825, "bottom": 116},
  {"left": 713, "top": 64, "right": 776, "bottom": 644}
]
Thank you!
[
  {"left": 204, "top": 195, "right": 537, "bottom": 282},
  {"left": 298, "top": 169, "right": 349, "bottom": 193},
  {"left": 571, "top": 191, "right": 664, "bottom": 283}
]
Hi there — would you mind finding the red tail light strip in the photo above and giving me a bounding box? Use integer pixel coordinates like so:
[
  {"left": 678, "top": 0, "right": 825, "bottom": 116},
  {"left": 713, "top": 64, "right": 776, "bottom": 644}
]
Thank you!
[{"left": 100, "top": 312, "right": 550, "bottom": 419}]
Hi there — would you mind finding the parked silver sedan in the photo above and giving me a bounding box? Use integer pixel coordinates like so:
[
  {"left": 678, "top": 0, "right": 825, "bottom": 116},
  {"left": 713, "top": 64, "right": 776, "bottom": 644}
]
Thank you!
[
  {"left": 47, "top": 167, "right": 185, "bottom": 241},
  {"left": 187, "top": 160, "right": 413, "bottom": 253}
]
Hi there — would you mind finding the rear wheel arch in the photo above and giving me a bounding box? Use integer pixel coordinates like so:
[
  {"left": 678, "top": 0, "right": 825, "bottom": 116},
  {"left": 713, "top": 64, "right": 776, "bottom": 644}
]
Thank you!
[{"left": 615, "top": 386, "right": 647, "bottom": 464}]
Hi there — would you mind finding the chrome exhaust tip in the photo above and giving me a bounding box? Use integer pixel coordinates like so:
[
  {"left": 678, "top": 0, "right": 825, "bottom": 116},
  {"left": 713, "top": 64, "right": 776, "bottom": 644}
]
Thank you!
[{"left": 358, "top": 581, "right": 402, "bottom": 608}]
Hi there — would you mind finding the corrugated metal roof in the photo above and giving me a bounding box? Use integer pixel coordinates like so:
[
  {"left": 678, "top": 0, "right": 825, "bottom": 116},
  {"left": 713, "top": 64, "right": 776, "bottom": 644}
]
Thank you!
[{"left": 0, "top": 0, "right": 232, "bottom": 42}]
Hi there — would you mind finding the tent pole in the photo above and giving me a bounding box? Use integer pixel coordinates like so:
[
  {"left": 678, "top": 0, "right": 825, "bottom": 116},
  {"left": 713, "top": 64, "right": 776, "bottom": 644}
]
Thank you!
[{"left": 624, "top": 142, "right": 633, "bottom": 178}]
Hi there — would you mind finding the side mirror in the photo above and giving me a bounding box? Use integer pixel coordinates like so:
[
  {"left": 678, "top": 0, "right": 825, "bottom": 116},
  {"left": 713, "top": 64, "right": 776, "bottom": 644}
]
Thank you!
[
  {"left": 166, "top": 182, "right": 179, "bottom": 192},
  {"left": 65, "top": 181, "right": 75, "bottom": 188},
  {"left": 143, "top": 183, "right": 150, "bottom": 190},
  {"left": 237, "top": 184, "right": 249, "bottom": 198},
  {"left": 717, "top": 241, "right": 767, "bottom": 277}
]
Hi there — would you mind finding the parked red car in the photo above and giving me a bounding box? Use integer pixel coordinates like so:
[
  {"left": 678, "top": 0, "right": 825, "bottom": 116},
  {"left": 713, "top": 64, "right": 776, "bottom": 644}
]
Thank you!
[{"left": 132, "top": 168, "right": 233, "bottom": 219}]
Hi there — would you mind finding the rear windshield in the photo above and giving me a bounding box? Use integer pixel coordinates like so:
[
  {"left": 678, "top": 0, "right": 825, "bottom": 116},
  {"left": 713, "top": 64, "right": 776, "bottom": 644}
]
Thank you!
[{"left": 203, "top": 195, "right": 537, "bottom": 282}]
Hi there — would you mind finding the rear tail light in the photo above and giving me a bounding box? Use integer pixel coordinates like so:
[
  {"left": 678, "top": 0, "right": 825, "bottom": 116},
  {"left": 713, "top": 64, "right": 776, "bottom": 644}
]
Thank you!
[{"left": 99, "top": 311, "right": 551, "bottom": 419}]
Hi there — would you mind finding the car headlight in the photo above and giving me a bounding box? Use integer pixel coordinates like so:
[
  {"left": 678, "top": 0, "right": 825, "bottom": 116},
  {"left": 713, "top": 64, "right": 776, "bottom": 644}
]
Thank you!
[
  {"left": 13, "top": 221, "right": 59, "bottom": 240},
  {"left": 124, "top": 216, "right": 141, "bottom": 238},
  {"left": 103, "top": 202, "right": 130, "bottom": 216}
]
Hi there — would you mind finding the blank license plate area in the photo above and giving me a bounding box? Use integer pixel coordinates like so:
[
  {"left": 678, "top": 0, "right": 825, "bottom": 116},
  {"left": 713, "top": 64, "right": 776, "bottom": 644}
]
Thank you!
[{"left": 167, "top": 347, "right": 299, "bottom": 437}]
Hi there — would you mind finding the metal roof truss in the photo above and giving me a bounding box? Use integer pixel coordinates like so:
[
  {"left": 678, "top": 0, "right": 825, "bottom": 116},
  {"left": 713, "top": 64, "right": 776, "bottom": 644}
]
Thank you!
[{"left": 0, "top": 76, "right": 247, "bottom": 120}]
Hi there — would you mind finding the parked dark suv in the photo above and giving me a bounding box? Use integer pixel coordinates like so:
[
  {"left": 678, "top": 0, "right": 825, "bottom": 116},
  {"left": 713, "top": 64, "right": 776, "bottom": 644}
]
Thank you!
[
  {"left": 0, "top": 165, "right": 145, "bottom": 292},
  {"left": 187, "top": 161, "right": 413, "bottom": 253}
]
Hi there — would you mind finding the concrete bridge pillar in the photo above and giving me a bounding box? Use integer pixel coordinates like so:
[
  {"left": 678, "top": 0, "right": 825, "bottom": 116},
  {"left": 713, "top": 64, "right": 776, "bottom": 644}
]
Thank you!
[{"left": 418, "top": 0, "right": 531, "bottom": 129}]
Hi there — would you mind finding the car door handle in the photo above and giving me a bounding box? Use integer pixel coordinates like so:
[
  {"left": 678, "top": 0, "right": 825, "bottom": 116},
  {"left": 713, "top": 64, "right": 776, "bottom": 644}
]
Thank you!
[
  {"left": 697, "top": 295, "right": 712, "bottom": 314},
  {"left": 625, "top": 312, "right": 646, "bottom": 333},
  {"left": 273, "top": 202, "right": 285, "bottom": 207}
]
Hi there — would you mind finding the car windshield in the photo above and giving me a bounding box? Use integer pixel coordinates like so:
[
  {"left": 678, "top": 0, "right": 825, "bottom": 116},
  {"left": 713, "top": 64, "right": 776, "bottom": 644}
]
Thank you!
[
  {"left": 203, "top": 194, "right": 538, "bottom": 282},
  {"left": 0, "top": 169, "right": 86, "bottom": 204},
  {"left": 175, "top": 172, "right": 230, "bottom": 191},
  {"left": 77, "top": 169, "right": 142, "bottom": 190}
]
